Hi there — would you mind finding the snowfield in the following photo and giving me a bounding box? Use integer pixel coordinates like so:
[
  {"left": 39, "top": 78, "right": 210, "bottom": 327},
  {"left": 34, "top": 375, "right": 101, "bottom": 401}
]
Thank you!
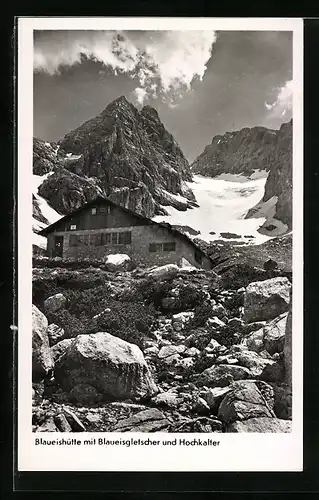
[
  {"left": 153, "top": 172, "right": 286, "bottom": 245},
  {"left": 32, "top": 170, "right": 288, "bottom": 250}
]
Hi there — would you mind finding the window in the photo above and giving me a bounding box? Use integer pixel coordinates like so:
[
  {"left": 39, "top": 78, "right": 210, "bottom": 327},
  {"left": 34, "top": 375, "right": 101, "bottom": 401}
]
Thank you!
[
  {"left": 101, "top": 233, "right": 112, "bottom": 245},
  {"left": 98, "top": 231, "right": 131, "bottom": 246},
  {"left": 92, "top": 205, "right": 111, "bottom": 215},
  {"left": 163, "top": 242, "right": 176, "bottom": 252},
  {"left": 149, "top": 242, "right": 176, "bottom": 253},
  {"left": 70, "top": 224, "right": 77, "bottom": 230}
]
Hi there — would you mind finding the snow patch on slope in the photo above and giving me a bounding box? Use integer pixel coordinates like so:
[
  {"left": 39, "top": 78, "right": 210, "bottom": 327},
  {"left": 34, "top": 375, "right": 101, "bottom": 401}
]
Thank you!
[
  {"left": 33, "top": 174, "right": 62, "bottom": 225},
  {"left": 33, "top": 173, "right": 63, "bottom": 248},
  {"left": 153, "top": 172, "right": 285, "bottom": 245}
]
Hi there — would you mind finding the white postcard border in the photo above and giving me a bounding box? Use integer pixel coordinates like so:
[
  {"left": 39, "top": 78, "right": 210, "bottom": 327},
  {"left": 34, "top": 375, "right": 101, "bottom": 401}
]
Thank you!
[{"left": 17, "top": 17, "right": 304, "bottom": 472}]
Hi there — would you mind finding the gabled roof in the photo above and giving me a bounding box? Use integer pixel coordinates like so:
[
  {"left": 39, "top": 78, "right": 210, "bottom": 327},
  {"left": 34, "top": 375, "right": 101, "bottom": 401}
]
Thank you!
[{"left": 39, "top": 196, "right": 212, "bottom": 261}]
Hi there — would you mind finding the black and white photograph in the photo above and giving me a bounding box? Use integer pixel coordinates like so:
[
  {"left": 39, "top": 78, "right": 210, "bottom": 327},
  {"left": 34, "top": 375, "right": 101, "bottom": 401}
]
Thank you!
[{"left": 18, "top": 17, "right": 303, "bottom": 472}]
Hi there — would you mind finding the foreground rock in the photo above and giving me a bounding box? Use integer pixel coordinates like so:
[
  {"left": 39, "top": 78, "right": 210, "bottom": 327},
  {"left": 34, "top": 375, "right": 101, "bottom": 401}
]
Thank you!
[
  {"left": 244, "top": 277, "right": 291, "bottom": 323},
  {"left": 217, "top": 381, "right": 275, "bottom": 424},
  {"left": 111, "top": 408, "right": 170, "bottom": 432},
  {"left": 44, "top": 293, "right": 67, "bottom": 313},
  {"left": 227, "top": 417, "right": 292, "bottom": 433},
  {"left": 147, "top": 264, "right": 179, "bottom": 281},
  {"left": 32, "top": 305, "right": 54, "bottom": 380},
  {"left": 55, "top": 332, "right": 158, "bottom": 402},
  {"left": 196, "top": 364, "right": 252, "bottom": 388},
  {"left": 170, "top": 417, "right": 223, "bottom": 433}
]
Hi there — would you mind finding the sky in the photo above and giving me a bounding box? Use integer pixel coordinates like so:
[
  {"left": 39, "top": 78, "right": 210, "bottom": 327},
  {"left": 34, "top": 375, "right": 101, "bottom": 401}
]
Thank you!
[{"left": 33, "top": 30, "right": 293, "bottom": 161}]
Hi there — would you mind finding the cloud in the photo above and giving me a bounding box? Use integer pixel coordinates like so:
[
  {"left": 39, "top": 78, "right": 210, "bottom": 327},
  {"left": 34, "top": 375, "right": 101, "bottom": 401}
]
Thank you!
[
  {"left": 133, "top": 87, "right": 147, "bottom": 105},
  {"left": 34, "top": 30, "right": 217, "bottom": 105},
  {"left": 264, "top": 79, "right": 293, "bottom": 117}
]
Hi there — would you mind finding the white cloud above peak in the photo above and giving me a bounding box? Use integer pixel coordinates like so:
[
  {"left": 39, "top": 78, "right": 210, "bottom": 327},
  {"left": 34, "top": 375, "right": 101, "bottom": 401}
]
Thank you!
[
  {"left": 264, "top": 79, "right": 293, "bottom": 118},
  {"left": 34, "top": 30, "right": 217, "bottom": 106}
]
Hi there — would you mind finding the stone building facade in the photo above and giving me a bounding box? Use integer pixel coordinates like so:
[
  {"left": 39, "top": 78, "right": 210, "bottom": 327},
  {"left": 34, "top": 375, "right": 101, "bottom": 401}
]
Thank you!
[{"left": 39, "top": 197, "right": 212, "bottom": 269}]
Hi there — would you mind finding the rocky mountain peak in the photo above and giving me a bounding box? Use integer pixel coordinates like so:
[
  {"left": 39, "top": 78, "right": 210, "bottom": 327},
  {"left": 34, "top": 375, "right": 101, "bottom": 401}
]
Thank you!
[
  {"left": 33, "top": 97, "right": 196, "bottom": 220},
  {"left": 101, "top": 95, "right": 138, "bottom": 119}
]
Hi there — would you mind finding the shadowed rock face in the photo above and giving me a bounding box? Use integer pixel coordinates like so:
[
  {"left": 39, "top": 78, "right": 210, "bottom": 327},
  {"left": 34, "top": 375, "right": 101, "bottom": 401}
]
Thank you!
[
  {"left": 37, "top": 169, "right": 105, "bottom": 215},
  {"left": 262, "top": 120, "right": 292, "bottom": 228},
  {"left": 191, "top": 124, "right": 286, "bottom": 178},
  {"left": 33, "top": 138, "right": 60, "bottom": 175},
  {"left": 35, "top": 96, "right": 195, "bottom": 219}
]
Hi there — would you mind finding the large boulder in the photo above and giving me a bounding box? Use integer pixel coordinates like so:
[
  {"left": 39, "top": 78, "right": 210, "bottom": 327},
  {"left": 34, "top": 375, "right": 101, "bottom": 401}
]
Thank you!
[
  {"left": 243, "top": 277, "right": 291, "bottom": 323},
  {"left": 54, "top": 332, "right": 157, "bottom": 401},
  {"left": 104, "top": 254, "right": 134, "bottom": 272},
  {"left": 44, "top": 293, "right": 67, "bottom": 314},
  {"left": 227, "top": 417, "right": 292, "bottom": 433},
  {"left": 217, "top": 381, "right": 275, "bottom": 424},
  {"left": 32, "top": 305, "right": 54, "bottom": 380},
  {"left": 147, "top": 264, "right": 179, "bottom": 281}
]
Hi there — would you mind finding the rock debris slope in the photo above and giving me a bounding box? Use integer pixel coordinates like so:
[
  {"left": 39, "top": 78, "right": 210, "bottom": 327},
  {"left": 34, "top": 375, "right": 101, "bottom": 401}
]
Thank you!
[{"left": 32, "top": 255, "right": 293, "bottom": 433}]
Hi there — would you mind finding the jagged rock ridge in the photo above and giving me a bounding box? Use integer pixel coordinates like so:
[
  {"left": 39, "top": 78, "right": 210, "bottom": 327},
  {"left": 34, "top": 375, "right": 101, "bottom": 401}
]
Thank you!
[
  {"left": 191, "top": 122, "right": 291, "bottom": 178},
  {"left": 244, "top": 120, "right": 292, "bottom": 230},
  {"left": 34, "top": 96, "right": 197, "bottom": 219}
]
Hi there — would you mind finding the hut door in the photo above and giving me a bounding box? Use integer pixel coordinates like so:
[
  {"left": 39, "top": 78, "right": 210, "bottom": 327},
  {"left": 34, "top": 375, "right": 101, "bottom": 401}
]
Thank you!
[{"left": 53, "top": 235, "right": 63, "bottom": 257}]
